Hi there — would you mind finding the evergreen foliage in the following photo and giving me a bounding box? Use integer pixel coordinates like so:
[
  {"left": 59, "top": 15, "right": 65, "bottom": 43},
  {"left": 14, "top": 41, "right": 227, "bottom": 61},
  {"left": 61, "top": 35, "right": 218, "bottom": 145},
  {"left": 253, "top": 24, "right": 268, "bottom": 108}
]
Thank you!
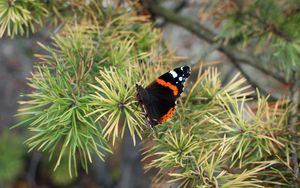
[
  {"left": 3, "top": 0, "right": 300, "bottom": 187},
  {"left": 14, "top": 2, "right": 164, "bottom": 177},
  {"left": 0, "top": 0, "right": 47, "bottom": 37},
  {"left": 202, "top": 0, "right": 300, "bottom": 76}
]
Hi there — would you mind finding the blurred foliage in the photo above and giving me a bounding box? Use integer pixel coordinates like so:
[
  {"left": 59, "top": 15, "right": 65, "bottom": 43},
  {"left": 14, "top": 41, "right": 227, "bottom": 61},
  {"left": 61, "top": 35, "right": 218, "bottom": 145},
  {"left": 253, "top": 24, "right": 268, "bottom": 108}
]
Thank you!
[
  {"left": 5, "top": 0, "right": 300, "bottom": 187},
  {"left": 0, "top": 130, "right": 25, "bottom": 183},
  {"left": 199, "top": 0, "right": 300, "bottom": 77},
  {"left": 0, "top": 0, "right": 108, "bottom": 38},
  {"left": 0, "top": 0, "right": 48, "bottom": 37}
]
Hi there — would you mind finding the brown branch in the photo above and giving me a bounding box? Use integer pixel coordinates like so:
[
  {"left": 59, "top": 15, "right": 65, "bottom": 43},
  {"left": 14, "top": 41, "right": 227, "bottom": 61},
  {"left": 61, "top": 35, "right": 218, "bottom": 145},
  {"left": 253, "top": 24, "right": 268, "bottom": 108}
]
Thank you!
[
  {"left": 141, "top": 1, "right": 287, "bottom": 85},
  {"left": 289, "top": 71, "right": 300, "bottom": 188},
  {"left": 155, "top": 0, "right": 189, "bottom": 28}
]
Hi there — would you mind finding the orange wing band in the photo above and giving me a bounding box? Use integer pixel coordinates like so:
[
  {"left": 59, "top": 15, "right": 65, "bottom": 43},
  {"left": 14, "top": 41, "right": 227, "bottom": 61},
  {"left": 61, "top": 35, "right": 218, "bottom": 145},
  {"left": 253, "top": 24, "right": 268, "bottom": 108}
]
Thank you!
[
  {"left": 156, "top": 79, "right": 178, "bottom": 96},
  {"left": 159, "top": 107, "right": 176, "bottom": 123}
]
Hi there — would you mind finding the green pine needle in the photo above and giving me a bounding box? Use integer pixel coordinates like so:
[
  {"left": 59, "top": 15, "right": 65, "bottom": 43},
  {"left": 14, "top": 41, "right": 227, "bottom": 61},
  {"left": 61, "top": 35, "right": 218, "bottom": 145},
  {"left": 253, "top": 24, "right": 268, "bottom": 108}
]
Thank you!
[
  {"left": 0, "top": 0, "right": 48, "bottom": 38},
  {"left": 88, "top": 67, "right": 145, "bottom": 146}
]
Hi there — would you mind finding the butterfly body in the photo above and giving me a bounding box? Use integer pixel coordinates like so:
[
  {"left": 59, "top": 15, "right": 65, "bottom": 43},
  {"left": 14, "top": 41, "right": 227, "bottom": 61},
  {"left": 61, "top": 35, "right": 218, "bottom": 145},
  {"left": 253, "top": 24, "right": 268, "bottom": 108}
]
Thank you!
[{"left": 136, "top": 66, "right": 191, "bottom": 127}]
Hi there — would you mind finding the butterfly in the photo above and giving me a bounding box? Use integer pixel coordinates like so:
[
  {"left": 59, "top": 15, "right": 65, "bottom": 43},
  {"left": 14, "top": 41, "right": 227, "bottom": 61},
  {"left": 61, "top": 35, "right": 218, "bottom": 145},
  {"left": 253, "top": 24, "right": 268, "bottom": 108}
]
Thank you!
[{"left": 136, "top": 66, "right": 191, "bottom": 127}]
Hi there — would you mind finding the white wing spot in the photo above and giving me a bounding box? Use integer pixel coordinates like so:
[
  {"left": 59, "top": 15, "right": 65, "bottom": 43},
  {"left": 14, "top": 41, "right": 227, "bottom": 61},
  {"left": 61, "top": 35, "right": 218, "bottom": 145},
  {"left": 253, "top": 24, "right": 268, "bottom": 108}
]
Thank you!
[
  {"left": 169, "top": 70, "right": 178, "bottom": 78},
  {"left": 179, "top": 77, "right": 183, "bottom": 81},
  {"left": 180, "top": 67, "right": 183, "bottom": 70}
]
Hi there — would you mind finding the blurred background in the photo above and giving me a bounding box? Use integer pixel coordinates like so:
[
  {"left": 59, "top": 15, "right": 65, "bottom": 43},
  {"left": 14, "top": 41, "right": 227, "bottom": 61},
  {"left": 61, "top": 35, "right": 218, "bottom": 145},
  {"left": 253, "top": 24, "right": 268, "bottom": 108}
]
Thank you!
[{"left": 1, "top": 0, "right": 299, "bottom": 187}]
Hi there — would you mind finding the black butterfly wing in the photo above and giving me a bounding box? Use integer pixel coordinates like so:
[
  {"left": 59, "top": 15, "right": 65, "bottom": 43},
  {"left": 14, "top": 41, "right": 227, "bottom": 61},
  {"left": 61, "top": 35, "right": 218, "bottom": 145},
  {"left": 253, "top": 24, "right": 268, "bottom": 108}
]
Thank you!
[
  {"left": 136, "top": 65, "right": 191, "bottom": 127},
  {"left": 136, "top": 84, "right": 163, "bottom": 126},
  {"left": 145, "top": 81, "right": 176, "bottom": 126}
]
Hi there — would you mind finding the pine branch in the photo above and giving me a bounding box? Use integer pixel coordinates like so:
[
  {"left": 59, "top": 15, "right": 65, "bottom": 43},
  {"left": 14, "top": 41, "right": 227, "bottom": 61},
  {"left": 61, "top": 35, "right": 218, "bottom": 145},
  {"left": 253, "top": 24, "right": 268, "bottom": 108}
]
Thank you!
[
  {"left": 141, "top": 1, "right": 286, "bottom": 85},
  {"left": 155, "top": 0, "right": 189, "bottom": 28},
  {"left": 14, "top": 7, "right": 163, "bottom": 176}
]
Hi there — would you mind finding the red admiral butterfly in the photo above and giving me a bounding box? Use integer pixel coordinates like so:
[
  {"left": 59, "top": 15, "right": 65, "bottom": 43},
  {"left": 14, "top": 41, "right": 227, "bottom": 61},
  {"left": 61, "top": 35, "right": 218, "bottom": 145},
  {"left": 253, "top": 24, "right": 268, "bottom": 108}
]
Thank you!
[{"left": 136, "top": 66, "right": 191, "bottom": 127}]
